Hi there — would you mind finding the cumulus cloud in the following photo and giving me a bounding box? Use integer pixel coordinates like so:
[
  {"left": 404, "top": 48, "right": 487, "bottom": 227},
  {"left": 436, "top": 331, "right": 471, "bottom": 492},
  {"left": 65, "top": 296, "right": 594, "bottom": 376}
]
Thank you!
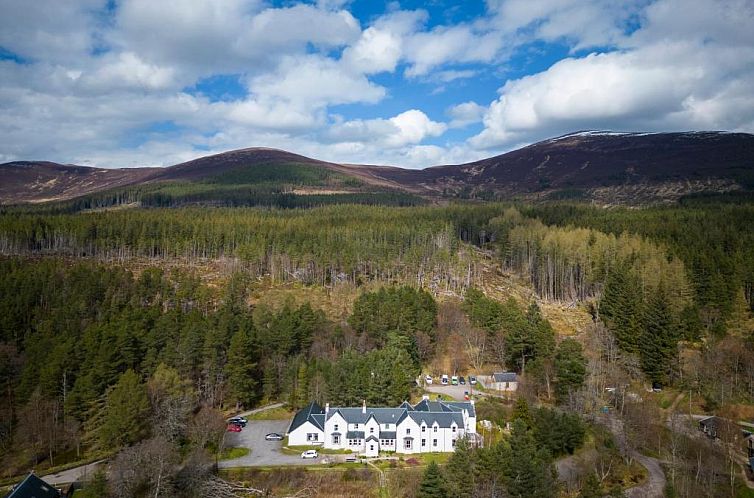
[
  {"left": 472, "top": 0, "right": 754, "bottom": 149},
  {"left": 326, "top": 110, "right": 446, "bottom": 148},
  {"left": 448, "top": 101, "right": 486, "bottom": 128},
  {"left": 0, "top": 0, "right": 753, "bottom": 168}
]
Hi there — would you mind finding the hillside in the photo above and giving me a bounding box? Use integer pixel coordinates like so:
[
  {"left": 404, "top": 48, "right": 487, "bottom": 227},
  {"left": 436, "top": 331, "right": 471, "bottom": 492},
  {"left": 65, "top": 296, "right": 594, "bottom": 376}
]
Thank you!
[
  {"left": 0, "top": 161, "right": 157, "bottom": 204},
  {"left": 365, "top": 131, "right": 754, "bottom": 203},
  {"left": 2, "top": 131, "right": 753, "bottom": 206}
]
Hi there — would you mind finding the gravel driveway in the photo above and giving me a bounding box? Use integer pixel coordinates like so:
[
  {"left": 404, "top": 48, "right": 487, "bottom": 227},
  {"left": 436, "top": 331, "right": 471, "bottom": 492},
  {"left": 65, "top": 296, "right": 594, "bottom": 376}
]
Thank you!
[{"left": 219, "top": 420, "right": 327, "bottom": 468}]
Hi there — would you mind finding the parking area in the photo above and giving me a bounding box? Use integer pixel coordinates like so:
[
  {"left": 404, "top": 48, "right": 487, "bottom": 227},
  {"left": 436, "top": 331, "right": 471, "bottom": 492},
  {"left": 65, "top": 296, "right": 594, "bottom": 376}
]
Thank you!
[
  {"left": 424, "top": 382, "right": 479, "bottom": 401},
  {"left": 219, "top": 419, "right": 320, "bottom": 468}
]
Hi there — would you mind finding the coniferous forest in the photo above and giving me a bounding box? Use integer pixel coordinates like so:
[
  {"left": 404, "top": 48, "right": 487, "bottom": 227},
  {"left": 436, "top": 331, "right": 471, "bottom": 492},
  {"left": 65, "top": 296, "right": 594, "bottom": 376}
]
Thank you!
[{"left": 0, "top": 197, "right": 752, "bottom": 498}]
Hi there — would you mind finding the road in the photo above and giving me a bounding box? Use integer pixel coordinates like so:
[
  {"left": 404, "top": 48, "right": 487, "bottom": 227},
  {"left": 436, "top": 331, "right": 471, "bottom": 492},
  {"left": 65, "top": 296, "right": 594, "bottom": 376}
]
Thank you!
[
  {"left": 219, "top": 420, "right": 331, "bottom": 468},
  {"left": 41, "top": 460, "right": 105, "bottom": 487},
  {"left": 600, "top": 414, "right": 666, "bottom": 498}
]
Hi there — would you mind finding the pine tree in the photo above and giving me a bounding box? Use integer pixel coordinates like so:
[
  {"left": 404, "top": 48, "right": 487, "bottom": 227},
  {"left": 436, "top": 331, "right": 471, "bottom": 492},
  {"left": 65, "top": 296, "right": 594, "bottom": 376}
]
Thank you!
[
  {"left": 505, "top": 420, "right": 554, "bottom": 498},
  {"left": 511, "top": 397, "right": 532, "bottom": 428},
  {"left": 224, "top": 328, "right": 258, "bottom": 409},
  {"left": 640, "top": 284, "right": 678, "bottom": 384},
  {"left": 100, "top": 369, "right": 150, "bottom": 448},
  {"left": 554, "top": 338, "right": 587, "bottom": 403},
  {"left": 417, "top": 461, "right": 447, "bottom": 498},
  {"left": 444, "top": 438, "right": 474, "bottom": 498}
]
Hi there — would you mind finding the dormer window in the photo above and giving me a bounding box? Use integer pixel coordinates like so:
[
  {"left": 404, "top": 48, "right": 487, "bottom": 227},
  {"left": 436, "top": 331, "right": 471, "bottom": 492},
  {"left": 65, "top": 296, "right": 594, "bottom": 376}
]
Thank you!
[
  {"left": 370, "top": 427, "right": 374, "bottom": 434},
  {"left": 355, "top": 424, "right": 359, "bottom": 429},
  {"left": 422, "top": 426, "right": 426, "bottom": 432},
  {"left": 452, "top": 426, "right": 456, "bottom": 433},
  {"left": 334, "top": 424, "right": 339, "bottom": 431},
  {"left": 433, "top": 426, "right": 438, "bottom": 433}
]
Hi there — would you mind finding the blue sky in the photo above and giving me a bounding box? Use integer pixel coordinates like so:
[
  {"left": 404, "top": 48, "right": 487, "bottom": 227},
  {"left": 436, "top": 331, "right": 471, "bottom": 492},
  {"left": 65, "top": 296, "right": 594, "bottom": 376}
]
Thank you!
[{"left": 0, "top": 0, "right": 753, "bottom": 168}]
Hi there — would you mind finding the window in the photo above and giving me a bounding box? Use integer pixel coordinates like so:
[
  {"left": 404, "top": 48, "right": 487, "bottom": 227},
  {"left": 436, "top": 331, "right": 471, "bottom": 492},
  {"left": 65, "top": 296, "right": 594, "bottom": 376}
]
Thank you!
[
  {"left": 421, "top": 439, "right": 426, "bottom": 447},
  {"left": 433, "top": 439, "right": 438, "bottom": 447},
  {"left": 452, "top": 426, "right": 456, "bottom": 433},
  {"left": 370, "top": 427, "right": 374, "bottom": 434},
  {"left": 452, "top": 439, "right": 456, "bottom": 447},
  {"left": 307, "top": 433, "right": 318, "bottom": 442},
  {"left": 355, "top": 424, "right": 359, "bottom": 429},
  {"left": 406, "top": 428, "right": 411, "bottom": 435},
  {"left": 370, "top": 444, "right": 374, "bottom": 452},
  {"left": 334, "top": 424, "right": 339, "bottom": 431},
  {"left": 433, "top": 426, "right": 438, "bottom": 433},
  {"left": 332, "top": 435, "right": 340, "bottom": 445},
  {"left": 421, "top": 426, "right": 426, "bottom": 432},
  {"left": 405, "top": 439, "right": 412, "bottom": 450},
  {"left": 384, "top": 424, "right": 389, "bottom": 429}
]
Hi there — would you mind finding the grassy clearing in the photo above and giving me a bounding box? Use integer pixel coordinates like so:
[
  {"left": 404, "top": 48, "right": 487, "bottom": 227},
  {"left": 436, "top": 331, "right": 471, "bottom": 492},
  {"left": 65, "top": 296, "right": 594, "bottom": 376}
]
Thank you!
[
  {"left": 247, "top": 406, "right": 295, "bottom": 420},
  {"left": 219, "top": 447, "right": 250, "bottom": 460},
  {"left": 221, "top": 466, "right": 380, "bottom": 498}
]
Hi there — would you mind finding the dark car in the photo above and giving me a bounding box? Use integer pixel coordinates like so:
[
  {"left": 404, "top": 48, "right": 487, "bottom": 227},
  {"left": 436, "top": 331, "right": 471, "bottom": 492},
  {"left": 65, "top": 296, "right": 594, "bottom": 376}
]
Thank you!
[
  {"left": 265, "top": 432, "right": 284, "bottom": 441},
  {"left": 459, "top": 376, "right": 466, "bottom": 385},
  {"left": 229, "top": 416, "right": 247, "bottom": 427}
]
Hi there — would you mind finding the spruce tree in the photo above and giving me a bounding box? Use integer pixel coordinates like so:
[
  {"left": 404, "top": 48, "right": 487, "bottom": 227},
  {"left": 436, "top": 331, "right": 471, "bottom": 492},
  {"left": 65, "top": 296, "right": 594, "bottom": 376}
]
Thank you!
[
  {"left": 444, "top": 437, "right": 474, "bottom": 498},
  {"left": 100, "top": 369, "right": 150, "bottom": 448},
  {"left": 224, "top": 328, "right": 258, "bottom": 408},
  {"left": 417, "top": 461, "right": 447, "bottom": 498},
  {"left": 554, "top": 338, "right": 587, "bottom": 403},
  {"left": 505, "top": 420, "right": 554, "bottom": 498},
  {"left": 640, "top": 284, "right": 678, "bottom": 384}
]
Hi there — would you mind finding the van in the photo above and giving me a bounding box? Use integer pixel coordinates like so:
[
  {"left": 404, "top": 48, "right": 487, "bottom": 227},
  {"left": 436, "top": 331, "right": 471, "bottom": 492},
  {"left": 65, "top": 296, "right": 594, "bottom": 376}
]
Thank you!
[
  {"left": 441, "top": 374, "right": 449, "bottom": 385},
  {"left": 451, "top": 375, "right": 459, "bottom": 385}
]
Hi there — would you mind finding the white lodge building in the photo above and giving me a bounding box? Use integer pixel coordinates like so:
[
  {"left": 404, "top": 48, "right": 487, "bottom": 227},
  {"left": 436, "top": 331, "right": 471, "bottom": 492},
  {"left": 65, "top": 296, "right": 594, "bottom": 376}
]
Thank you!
[{"left": 287, "top": 397, "right": 477, "bottom": 456}]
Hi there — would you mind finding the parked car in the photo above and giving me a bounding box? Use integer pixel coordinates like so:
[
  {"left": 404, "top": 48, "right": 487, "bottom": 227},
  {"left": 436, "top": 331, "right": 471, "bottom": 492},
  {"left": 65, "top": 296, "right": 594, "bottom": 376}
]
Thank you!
[
  {"left": 425, "top": 374, "right": 433, "bottom": 385},
  {"left": 451, "top": 375, "right": 459, "bottom": 385},
  {"left": 469, "top": 376, "right": 477, "bottom": 385},
  {"left": 441, "top": 374, "right": 449, "bottom": 385},
  {"left": 301, "top": 450, "right": 319, "bottom": 459},
  {"left": 265, "top": 433, "right": 284, "bottom": 441},
  {"left": 229, "top": 416, "right": 247, "bottom": 427},
  {"left": 227, "top": 424, "right": 242, "bottom": 432},
  {"left": 459, "top": 376, "right": 466, "bottom": 385}
]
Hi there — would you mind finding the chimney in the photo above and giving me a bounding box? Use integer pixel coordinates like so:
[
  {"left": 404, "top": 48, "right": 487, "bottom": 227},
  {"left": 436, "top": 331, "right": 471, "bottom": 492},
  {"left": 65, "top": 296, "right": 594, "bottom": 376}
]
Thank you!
[
  {"left": 422, "top": 394, "right": 429, "bottom": 401},
  {"left": 325, "top": 403, "right": 329, "bottom": 415},
  {"left": 362, "top": 399, "right": 366, "bottom": 414}
]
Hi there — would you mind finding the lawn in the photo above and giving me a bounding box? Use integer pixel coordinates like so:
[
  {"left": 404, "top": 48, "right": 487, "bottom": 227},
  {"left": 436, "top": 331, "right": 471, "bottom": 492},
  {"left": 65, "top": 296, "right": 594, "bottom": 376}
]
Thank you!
[
  {"left": 219, "top": 447, "right": 250, "bottom": 460},
  {"left": 248, "top": 406, "right": 295, "bottom": 421}
]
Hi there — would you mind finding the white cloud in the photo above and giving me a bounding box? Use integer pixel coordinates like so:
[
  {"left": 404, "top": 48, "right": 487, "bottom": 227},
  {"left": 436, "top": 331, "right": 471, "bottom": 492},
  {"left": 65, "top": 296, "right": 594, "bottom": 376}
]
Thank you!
[
  {"left": 326, "top": 109, "right": 446, "bottom": 148},
  {"left": 342, "top": 27, "right": 402, "bottom": 74},
  {"left": 472, "top": 0, "right": 754, "bottom": 149},
  {"left": 448, "top": 101, "right": 486, "bottom": 128}
]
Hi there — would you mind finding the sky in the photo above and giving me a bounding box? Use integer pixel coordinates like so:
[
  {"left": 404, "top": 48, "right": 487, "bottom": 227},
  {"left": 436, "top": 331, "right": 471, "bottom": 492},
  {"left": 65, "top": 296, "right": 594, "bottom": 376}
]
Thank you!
[{"left": 0, "top": 0, "right": 753, "bottom": 169}]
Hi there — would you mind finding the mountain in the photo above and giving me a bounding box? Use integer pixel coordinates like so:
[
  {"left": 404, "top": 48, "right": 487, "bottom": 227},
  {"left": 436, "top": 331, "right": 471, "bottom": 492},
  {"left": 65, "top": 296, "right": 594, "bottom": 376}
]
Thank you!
[
  {"left": 363, "top": 131, "right": 754, "bottom": 203},
  {"left": 0, "top": 161, "right": 157, "bottom": 204},
  {"left": 1, "top": 131, "right": 753, "bottom": 206}
]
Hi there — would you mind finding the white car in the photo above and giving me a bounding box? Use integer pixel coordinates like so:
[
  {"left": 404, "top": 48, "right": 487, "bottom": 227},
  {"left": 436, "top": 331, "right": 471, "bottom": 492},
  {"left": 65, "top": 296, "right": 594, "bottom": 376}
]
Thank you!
[
  {"left": 425, "top": 374, "right": 433, "bottom": 385},
  {"left": 441, "top": 374, "right": 449, "bottom": 385},
  {"left": 301, "top": 450, "right": 319, "bottom": 459}
]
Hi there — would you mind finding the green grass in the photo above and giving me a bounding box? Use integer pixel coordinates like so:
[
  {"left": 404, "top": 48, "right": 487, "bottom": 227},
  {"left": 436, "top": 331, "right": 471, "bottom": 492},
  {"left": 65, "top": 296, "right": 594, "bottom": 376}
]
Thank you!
[
  {"left": 248, "top": 406, "right": 295, "bottom": 420},
  {"left": 280, "top": 445, "right": 354, "bottom": 455},
  {"left": 219, "top": 447, "right": 251, "bottom": 460}
]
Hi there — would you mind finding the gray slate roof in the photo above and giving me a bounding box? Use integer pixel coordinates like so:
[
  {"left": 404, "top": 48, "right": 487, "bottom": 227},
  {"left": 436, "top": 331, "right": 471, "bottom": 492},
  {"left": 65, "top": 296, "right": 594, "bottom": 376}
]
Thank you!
[
  {"left": 492, "top": 372, "right": 518, "bottom": 382},
  {"left": 408, "top": 411, "right": 464, "bottom": 428},
  {"left": 380, "top": 431, "right": 397, "bottom": 439},
  {"left": 327, "top": 407, "right": 406, "bottom": 425},
  {"left": 290, "top": 399, "right": 472, "bottom": 434},
  {"left": 6, "top": 474, "right": 61, "bottom": 498},
  {"left": 288, "top": 401, "right": 324, "bottom": 433}
]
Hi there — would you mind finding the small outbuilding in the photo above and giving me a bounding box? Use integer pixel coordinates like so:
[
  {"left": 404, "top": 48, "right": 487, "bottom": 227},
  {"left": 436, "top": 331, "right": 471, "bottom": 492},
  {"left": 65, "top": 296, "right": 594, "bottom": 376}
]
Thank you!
[{"left": 490, "top": 372, "right": 518, "bottom": 392}]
